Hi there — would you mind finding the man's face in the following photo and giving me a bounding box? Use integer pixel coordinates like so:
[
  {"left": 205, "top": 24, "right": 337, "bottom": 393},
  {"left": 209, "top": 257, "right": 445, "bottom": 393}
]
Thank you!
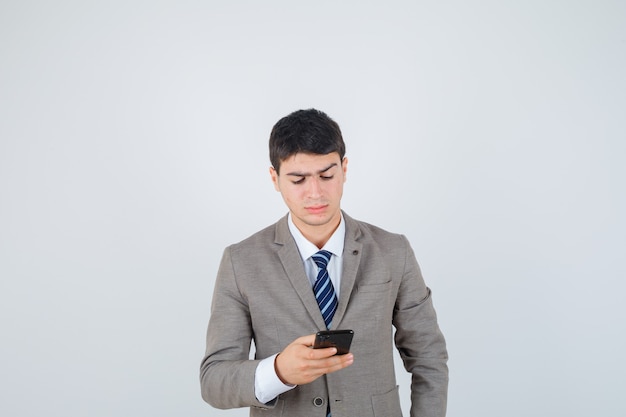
[{"left": 270, "top": 152, "right": 347, "bottom": 235}]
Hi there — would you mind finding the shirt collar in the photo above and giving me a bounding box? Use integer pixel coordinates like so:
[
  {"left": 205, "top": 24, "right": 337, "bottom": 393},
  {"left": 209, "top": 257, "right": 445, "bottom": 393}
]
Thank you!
[{"left": 287, "top": 213, "right": 346, "bottom": 262}]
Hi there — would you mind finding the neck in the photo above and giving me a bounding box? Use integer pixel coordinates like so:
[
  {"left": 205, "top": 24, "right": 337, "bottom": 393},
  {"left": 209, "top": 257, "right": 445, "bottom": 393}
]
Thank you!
[{"left": 293, "top": 213, "right": 341, "bottom": 249}]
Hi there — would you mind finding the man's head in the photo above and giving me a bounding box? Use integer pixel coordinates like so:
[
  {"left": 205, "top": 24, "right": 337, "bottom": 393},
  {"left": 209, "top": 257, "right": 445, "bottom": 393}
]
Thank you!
[
  {"left": 268, "top": 109, "right": 348, "bottom": 246},
  {"left": 269, "top": 109, "right": 346, "bottom": 174}
]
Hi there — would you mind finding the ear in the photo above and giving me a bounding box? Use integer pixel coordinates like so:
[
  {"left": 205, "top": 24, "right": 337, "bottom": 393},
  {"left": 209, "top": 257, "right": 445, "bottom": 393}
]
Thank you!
[
  {"left": 269, "top": 166, "right": 280, "bottom": 191},
  {"left": 341, "top": 157, "right": 348, "bottom": 183}
]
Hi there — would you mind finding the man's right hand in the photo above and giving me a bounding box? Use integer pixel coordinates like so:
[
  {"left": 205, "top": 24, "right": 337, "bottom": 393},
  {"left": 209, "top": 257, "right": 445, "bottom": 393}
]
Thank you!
[{"left": 274, "top": 334, "right": 354, "bottom": 386}]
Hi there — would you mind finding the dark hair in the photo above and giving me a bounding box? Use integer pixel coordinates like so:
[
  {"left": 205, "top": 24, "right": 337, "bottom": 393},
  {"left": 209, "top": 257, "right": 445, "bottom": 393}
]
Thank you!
[{"left": 269, "top": 109, "right": 346, "bottom": 173}]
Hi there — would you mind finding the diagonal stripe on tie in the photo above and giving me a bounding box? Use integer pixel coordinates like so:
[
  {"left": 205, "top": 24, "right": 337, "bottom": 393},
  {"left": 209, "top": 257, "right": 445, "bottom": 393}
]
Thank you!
[{"left": 312, "top": 250, "right": 338, "bottom": 329}]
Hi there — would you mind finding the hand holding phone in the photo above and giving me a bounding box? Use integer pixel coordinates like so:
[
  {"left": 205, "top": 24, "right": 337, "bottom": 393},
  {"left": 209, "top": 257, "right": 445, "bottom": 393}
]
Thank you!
[{"left": 313, "top": 330, "right": 354, "bottom": 355}]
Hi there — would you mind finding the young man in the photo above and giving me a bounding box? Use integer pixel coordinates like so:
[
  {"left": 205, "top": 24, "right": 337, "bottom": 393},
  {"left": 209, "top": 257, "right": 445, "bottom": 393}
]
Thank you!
[{"left": 200, "top": 109, "right": 448, "bottom": 416}]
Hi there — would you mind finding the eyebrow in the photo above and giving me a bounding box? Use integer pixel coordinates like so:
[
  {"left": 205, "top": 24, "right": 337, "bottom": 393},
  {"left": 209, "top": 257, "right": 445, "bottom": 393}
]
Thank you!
[{"left": 285, "top": 163, "right": 338, "bottom": 178}]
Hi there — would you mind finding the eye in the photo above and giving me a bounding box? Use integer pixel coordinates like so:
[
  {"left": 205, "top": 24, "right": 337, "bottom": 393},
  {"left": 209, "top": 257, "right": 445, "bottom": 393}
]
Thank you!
[
  {"left": 320, "top": 175, "right": 334, "bottom": 181},
  {"left": 292, "top": 177, "right": 305, "bottom": 185}
]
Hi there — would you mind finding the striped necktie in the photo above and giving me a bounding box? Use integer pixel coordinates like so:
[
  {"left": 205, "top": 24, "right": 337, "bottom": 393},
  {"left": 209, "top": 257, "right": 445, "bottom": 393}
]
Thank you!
[{"left": 312, "top": 250, "right": 338, "bottom": 329}]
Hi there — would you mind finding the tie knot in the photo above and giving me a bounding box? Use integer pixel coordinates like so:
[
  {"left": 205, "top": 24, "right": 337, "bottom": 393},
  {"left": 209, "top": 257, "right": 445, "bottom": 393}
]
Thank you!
[{"left": 312, "top": 250, "right": 332, "bottom": 269}]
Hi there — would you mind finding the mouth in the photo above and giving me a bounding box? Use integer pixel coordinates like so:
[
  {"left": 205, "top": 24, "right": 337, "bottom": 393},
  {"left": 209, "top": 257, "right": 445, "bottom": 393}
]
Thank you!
[{"left": 305, "top": 204, "right": 328, "bottom": 214}]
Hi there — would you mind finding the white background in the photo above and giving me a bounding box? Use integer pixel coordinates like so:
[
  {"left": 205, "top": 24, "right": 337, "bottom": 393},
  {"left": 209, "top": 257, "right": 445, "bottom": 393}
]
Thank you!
[{"left": 1, "top": 1, "right": 624, "bottom": 416}]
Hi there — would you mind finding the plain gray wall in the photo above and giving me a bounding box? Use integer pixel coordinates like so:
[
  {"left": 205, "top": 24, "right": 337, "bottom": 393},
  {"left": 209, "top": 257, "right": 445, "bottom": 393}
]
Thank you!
[{"left": 1, "top": 1, "right": 624, "bottom": 416}]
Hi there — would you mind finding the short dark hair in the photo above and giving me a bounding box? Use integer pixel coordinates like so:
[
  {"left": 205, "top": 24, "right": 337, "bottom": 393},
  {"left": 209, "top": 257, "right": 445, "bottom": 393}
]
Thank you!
[{"left": 269, "top": 109, "right": 346, "bottom": 173}]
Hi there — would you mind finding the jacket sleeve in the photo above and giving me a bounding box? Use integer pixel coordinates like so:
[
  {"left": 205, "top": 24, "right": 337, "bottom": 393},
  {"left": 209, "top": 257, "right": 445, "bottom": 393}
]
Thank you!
[
  {"left": 393, "top": 236, "right": 449, "bottom": 417},
  {"left": 199, "top": 246, "right": 275, "bottom": 410}
]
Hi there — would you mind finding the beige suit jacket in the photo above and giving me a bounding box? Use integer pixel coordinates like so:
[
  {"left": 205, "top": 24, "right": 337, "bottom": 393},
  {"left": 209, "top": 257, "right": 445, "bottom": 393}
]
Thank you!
[{"left": 200, "top": 212, "right": 448, "bottom": 416}]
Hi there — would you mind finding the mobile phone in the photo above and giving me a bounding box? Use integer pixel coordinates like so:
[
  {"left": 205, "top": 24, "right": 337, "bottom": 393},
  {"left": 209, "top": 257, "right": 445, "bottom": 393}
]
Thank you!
[{"left": 313, "top": 330, "right": 354, "bottom": 355}]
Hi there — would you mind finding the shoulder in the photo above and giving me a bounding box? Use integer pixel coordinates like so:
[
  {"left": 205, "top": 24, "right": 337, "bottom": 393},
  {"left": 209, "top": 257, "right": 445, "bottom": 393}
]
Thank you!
[
  {"left": 344, "top": 212, "right": 410, "bottom": 250},
  {"left": 344, "top": 213, "right": 415, "bottom": 277}
]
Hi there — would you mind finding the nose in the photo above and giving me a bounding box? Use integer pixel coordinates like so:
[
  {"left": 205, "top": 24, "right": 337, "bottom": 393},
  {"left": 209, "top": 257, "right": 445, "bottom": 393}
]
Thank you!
[{"left": 307, "top": 177, "right": 323, "bottom": 198}]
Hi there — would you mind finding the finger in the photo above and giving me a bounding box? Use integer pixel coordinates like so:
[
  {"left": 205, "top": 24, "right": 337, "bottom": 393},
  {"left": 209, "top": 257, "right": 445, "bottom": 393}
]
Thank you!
[
  {"left": 309, "top": 352, "right": 353, "bottom": 372},
  {"left": 302, "top": 353, "right": 354, "bottom": 380},
  {"left": 322, "top": 353, "right": 354, "bottom": 374},
  {"left": 307, "top": 346, "right": 338, "bottom": 360},
  {"left": 294, "top": 334, "right": 316, "bottom": 347}
]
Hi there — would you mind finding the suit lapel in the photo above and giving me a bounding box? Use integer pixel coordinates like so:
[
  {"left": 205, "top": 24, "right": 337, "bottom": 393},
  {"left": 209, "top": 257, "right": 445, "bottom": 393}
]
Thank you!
[
  {"left": 332, "top": 213, "right": 363, "bottom": 329},
  {"left": 274, "top": 216, "right": 328, "bottom": 330}
]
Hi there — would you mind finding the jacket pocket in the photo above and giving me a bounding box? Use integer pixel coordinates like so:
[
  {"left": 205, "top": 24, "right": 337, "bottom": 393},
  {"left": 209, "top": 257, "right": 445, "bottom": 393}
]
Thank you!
[
  {"left": 358, "top": 280, "right": 392, "bottom": 293},
  {"left": 371, "top": 385, "right": 403, "bottom": 417}
]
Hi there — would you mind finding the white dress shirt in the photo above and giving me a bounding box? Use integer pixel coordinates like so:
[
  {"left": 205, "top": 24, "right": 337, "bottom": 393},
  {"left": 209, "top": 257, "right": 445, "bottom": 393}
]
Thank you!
[{"left": 254, "top": 213, "right": 346, "bottom": 404}]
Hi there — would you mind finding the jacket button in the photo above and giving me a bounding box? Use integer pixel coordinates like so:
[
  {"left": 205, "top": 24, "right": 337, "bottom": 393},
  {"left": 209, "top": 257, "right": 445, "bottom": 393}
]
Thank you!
[{"left": 313, "top": 397, "right": 324, "bottom": 407}]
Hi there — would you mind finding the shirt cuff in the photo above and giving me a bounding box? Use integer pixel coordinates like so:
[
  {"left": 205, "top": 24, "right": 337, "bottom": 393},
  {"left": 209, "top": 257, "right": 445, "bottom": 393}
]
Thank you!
[{"left": 254, "top": 353, "right": 296, "bottom": 404}]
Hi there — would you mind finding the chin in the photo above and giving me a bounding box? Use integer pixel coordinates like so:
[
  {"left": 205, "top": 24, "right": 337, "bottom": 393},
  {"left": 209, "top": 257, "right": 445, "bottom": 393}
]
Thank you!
[
  {"left": 299, "top": 214, "right": 324, "bottom": 224},
  {"left": 304, "top": 212, "right": 336, "bottom": 225}
]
